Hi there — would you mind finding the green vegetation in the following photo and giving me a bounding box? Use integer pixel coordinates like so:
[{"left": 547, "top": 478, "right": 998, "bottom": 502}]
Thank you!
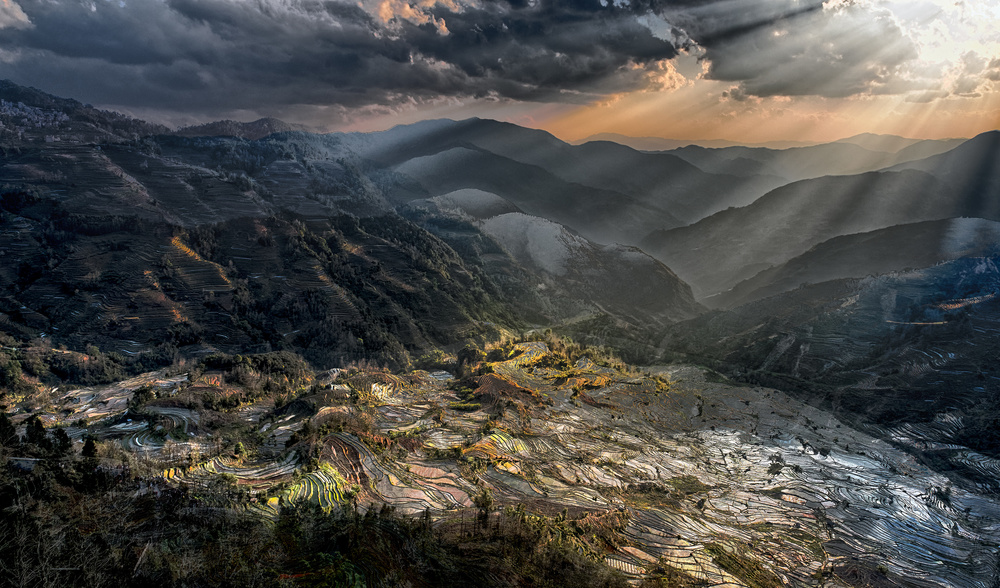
[
  {"left": 667, "top": 475, "right": 711, "bottom": 495},
  {"left": 448, "top": 401, "right": 482, "bottom": 412},
  {"left": 0, "top": 341, "right": 179, "bottom": 399},
  {"left": 198, "top": 351, "right": 314, "bottom": 407},
  {"left": 1, "top": 182, "right": 520, "bottom": 379},
  {"left": 617, "top": 478, "right": 710, "bottom": 511},
  {"left": 704, "top": 543, "right": 783, "bottom": 588},
  {"left": 639, "top": 560, "right": 709, "bottom": 588},
  {"left": 548, "top": 314, "right": 666, "bottom": 366}
]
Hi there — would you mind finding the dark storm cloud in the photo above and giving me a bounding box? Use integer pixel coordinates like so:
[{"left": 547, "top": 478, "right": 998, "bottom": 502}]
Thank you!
[
  {"left": 403, "top": 0, "right": 678, "bottom": 96},
  {"left": 0, "top": 0, "right": 679, "bottom": 115},
  {"left": 0, "top": 0, "right": 927, "bottom": 118}
]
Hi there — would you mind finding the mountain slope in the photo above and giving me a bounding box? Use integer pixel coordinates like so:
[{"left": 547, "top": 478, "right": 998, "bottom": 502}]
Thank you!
[
  {"left": 834, "top": 132, "right": 924, "bottom": 152},
  {"left": 709, "top": 218, "right": 1000, "bottom": 309},
  {"left": 668, "top": 137, "right": 964, "bottom": 184},
  {"left": 888, "top": 131, "right": 1000, "bottom": 201},
  {"left": 397, "top": 194, "right": 705, "bottom": 350},
  {"left": 348, "top": 117, "right": 783, "bottom": 226},
  {"left": 393, "top": 146, "right": 684, "bottom": 244},
  {"left": 574, "top": 132, "right": 816, "bottom": 150},
  {"left": 0, "top": 186, "right": 517, "bottom": 368},
  {"left": 0, "top": 79, "right": 167, "bottom": 145},
  {"left": 641, "top": 169, "right": 958, "bottom": 297},
  {"left": 662, "top": 255, "right": 1000, "bottom": 487},
  {"left": 477, "top": 212, "right": 704, "bottom": 326}
]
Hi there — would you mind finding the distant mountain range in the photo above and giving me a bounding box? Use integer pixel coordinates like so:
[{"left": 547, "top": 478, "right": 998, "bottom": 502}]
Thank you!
[
  {"left": 643, "top": 132, "right": 1000, "bottom": 298},
  {"left": 666, "top": 138, "right": 964, "bottom": 183},
  {"left": 574, "top": 130, "right": 964, "bottom": 153},
  {"left": 0, "top": 82, "right": 707, "bottom": 368},
  {"left": 3, "top": 81, "right": 996, "bottom": 327},
  {"left": 573, "top": 132, "right": 819, "bottom": 150},
  {"left": 343, "top": 117, "right": 784, "bottom": 232},
  {"left": 834, "top": 132, "right": 933, "bottom": 152}
]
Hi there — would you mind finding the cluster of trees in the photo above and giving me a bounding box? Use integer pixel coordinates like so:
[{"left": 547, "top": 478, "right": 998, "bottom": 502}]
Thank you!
[
  {"left": 195, "top": 351, "right": 314, "bottom": 409},
  {"left": 0, "top": 413, "right": 73, "bottom": 457},
  {"left": 0, "top": 352, "right": 35, "bottom": 396},
  {"left": 157, "top": 135, "right": 288, "bottom": 176},
  {"left": 29, "top": 344, "right": 179, "bottom": 387},
  {"left": 0, "top": 184, "right": 42, "bottom": 214}
]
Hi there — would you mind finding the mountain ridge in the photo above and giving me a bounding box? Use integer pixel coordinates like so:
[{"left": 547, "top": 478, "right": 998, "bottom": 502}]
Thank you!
[{"left": 173, "top": 117, "right": 308, "bottom": 140}]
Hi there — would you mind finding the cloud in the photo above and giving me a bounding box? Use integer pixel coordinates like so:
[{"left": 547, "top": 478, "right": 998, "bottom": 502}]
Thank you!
[
  {"left": 905, "top": 89, "right": 949, "bottom": 103},
  {"left": 0, "top": 0, "right": 993, "bottom": 122},
  {"left": 950, "top": 51, "right": 1000, "bottom": 95},
  {"left": 721, "top": 84, "right": 752, "bottom": 102},
  {"left": 0, "top": 0, "right": 31, "bottom": 29},
  {"left": 663, "top": 0, "right": 918, "bottom": 99},
  {"left": 986, "top": 58, "right": 1000, "bottom": 82},
  {"left": 0, "top": 0, "right": 680, "bottom": 119}
]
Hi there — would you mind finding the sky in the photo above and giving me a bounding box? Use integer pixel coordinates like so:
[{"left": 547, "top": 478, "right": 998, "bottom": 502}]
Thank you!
[{"left": 0, "top": 0, "right": 998, "bottom": 143}]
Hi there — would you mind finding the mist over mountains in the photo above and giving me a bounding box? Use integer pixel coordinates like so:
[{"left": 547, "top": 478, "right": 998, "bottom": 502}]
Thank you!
[{"left": 3, "top": 80, "right": 1000, "bottom": 587}]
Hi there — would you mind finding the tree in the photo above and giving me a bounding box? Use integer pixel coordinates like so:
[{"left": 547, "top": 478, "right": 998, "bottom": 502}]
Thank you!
[
  {"left": 0, "top": 412, "right": 17, "bottom": 446},
  {"left": 1, "top": 359, "right": 22, "bottom": 390},
  {"left": 129, "top": 385, "right": 155, "bottom": 410},
  {"left": 474, "top": 487, "right": 494, "bottom": 525},
  {"left": 24, "top": 416, "right": 51, "bottom": 451},
  {"left": 52, "top": 428, "right": 72, "bottom": 456},
  {"left": 458, "top": 343, "right": 486, "bottom": 368},
  {"left": 82, "top": 436, "right": 98, "bottom": 458}
]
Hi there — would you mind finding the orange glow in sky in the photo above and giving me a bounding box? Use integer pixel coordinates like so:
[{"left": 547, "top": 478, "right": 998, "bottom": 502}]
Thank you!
[
  {"left": 337, "top": 0, "right": 1000, "bottom": 144},
  {"left": 539, "top": 81, "right": 1000, "bottom": 144}
]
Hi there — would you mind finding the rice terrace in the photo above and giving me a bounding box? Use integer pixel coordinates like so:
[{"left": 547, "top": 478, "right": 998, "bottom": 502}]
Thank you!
[{"left": 5, "top": 335, "right": 999, "bottom": 586}]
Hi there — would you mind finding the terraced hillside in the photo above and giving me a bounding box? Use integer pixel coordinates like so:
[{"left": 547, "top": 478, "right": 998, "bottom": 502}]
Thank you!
[
  {"left": 663, "top": 256, "right": 1000, "bottom": 489},
  {"left": 0, "top": 189, "right": 515, "bottom": 368},
  {"left": 6, "top": 341, "right": 998, "bottom": 587}
]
